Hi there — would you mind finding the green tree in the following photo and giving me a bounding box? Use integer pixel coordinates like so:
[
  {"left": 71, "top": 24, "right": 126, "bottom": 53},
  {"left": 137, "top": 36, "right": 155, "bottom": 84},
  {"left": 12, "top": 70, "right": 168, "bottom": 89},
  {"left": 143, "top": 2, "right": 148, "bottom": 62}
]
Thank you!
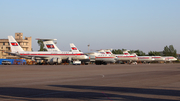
[
  {"left": 163, "top": 45, "right": 177, "bottom": 57},
  {"left": 37, "top": 40, "right": 47, "bottom": 51},
  {"left": 148, "top": 51, "right": 161, "bottom": 56},
  {"left": 129, "top": 50, "right": 146, "bottom": 56},
  {"left": 112, "top": 49, "right": 123, "bottom": 54}
]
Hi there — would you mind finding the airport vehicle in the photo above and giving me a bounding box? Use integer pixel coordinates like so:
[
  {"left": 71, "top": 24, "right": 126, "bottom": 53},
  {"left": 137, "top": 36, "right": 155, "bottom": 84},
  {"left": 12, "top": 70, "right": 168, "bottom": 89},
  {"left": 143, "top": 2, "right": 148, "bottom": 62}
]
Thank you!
[
  {"left": 36, "top": 39, "right": 90, "bottom": 65},
  {"left": 7, "top": 36, "right": 89, "bottom": 65},
  {"left": 1, "top": 60, "right": 11, "bottom": 65},
  {"left": 73, "top": 60, "right": 81, "bottom": 65}
]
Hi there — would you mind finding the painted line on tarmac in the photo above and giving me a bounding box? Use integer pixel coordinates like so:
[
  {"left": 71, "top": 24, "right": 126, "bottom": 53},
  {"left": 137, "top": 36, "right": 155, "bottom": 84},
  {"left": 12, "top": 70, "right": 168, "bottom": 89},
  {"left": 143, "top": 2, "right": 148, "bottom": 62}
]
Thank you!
[
  {"left": 102, "top": 92, "right": 112, "bottom": 101},
  {"left": 99, "top": 74, "right": 105, "bottom": 78}
]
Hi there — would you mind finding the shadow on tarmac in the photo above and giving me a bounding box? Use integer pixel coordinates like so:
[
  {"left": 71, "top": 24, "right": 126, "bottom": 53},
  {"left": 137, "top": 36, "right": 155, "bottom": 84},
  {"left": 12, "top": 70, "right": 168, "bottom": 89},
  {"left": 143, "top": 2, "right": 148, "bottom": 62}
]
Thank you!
[{"left": 0, "top": 85, "right": 180, "bottom": 101}]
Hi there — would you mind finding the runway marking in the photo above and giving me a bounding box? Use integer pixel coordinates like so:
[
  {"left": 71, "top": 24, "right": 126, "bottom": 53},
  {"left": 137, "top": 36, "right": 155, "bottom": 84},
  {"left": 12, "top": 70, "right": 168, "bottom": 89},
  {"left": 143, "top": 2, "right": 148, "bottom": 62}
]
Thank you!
[
  {"left": 29, "top": 91, "right": 61, "bottom": 97},
  {"left": 102, "top": 92, "right": 112, "bottom": 101},
  {"left": 100, "top": 74, "right": 105, "bottom": 78}
]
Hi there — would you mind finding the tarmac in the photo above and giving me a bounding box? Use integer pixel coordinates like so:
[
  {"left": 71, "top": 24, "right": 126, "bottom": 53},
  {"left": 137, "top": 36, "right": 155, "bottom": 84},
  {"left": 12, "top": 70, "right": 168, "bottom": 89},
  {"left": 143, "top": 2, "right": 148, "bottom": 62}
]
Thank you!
[{"left": 0, "top": 64, "right": 180, "bottom": 101}]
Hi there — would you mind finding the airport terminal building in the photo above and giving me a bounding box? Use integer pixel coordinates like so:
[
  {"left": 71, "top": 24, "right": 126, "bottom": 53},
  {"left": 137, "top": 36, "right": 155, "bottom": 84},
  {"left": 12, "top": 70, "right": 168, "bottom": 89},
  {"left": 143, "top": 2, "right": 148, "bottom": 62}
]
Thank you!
[{"left": 0, "top": 33, "right": 31, "bottom": 59}]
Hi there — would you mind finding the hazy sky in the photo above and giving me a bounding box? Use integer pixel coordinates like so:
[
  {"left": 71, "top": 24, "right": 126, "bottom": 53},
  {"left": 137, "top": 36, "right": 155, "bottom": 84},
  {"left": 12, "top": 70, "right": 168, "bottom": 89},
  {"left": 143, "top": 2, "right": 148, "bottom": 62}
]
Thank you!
[{"left": 0, "top": 0, "right": 180, "bottom": 53}]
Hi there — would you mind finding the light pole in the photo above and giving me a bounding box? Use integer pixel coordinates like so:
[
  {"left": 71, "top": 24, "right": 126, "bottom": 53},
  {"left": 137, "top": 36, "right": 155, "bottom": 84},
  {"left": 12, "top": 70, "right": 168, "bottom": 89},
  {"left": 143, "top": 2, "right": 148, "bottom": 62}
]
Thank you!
[{"left": 88, "top": 44, "right": 90, "bottom": 52}]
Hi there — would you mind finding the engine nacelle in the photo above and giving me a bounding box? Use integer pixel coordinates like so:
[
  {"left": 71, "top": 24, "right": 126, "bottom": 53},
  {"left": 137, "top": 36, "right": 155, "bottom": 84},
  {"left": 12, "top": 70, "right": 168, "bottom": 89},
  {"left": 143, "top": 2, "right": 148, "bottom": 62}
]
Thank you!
[
  {"left": 31, "top": 57, "right": 35, "bottom": 61},
  {"left": 66, "top": 57, "right": 72, "bottom": 63},
  {"left": 49, "top": 57, "right": 62, "bottom": 65}
]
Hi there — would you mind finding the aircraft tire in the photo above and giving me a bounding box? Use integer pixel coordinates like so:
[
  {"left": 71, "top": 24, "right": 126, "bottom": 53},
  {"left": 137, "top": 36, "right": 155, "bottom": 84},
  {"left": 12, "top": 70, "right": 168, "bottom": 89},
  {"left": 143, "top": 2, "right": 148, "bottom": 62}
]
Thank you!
[{"left": 103, "top": 62, "right": 107, "bottom": 65}]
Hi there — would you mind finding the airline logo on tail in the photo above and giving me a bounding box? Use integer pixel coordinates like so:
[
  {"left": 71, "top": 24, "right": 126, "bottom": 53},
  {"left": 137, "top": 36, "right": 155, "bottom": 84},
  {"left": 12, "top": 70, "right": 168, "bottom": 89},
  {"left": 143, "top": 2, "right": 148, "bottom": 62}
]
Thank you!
[
  {"left": 106, "top": 52, "right": 111, "bottom": 54},
  {"left": 46, "top": 44, "right": 55, "bottom": 49},
  {"left": 71, "top": 47, "right": 77, "bottom": 50},
  {"left": 11, "top": 42, "right": 18, "bottom": 46},
  {"left": 124, "top": 53, "right": 129, "bottom": 55}
]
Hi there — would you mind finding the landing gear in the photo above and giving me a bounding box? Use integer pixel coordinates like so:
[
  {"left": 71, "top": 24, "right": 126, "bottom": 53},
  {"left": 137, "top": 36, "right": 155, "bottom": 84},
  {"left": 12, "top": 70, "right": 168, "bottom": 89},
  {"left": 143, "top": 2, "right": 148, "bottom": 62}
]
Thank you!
[
  {"left": 95, "top": 61, "right": 107, "bottom": 65},
  {"left": 67, "top": 57, "right": 72, "bottom": 65},
  {"left": 95, "top": 61, "right": 101, "bottom": 65},
  {"left": 103, "top": 62, "right": 107, "bottom": 65}
]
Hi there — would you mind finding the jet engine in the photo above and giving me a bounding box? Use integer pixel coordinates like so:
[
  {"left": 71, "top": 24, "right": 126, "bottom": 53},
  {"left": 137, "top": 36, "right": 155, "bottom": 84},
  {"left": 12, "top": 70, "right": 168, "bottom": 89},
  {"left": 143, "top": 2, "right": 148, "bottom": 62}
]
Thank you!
[
  {"left": 31, "top": 57, "right": 35, "bottom": 61},
  {"left": 49, "top": 57, "right": 62, "bottom": 65},
  {"left": 67, "top": 57, "right": 72, "bottom": 63}
]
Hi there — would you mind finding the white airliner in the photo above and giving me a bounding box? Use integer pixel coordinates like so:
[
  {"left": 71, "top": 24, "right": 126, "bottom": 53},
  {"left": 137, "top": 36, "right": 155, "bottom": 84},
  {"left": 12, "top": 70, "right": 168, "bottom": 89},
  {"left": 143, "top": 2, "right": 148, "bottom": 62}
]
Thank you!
[
  {"left": 163, "top": 56, "right": 177, "bottom": 62},
  {"left": 37, "top": 39, "right": 90, "bottom": 64},
  {"left": 8, "top": 36, "right": 89, "bottom": 65},
  {"left": 88, "top": 49, "right": 116, "bottom": 65},
  {"left": 150, "top": 56, "right": 177, "bottom": 62},
  {"left": 151, "top": 56, "right": 165, "bottom": 61},
  {"left": 121, "top": 51, "right": 163, "bottom": 63},
  {"left": 137, "top": 56, "right": 155, "bottom": 63},
  {"left": 115, "top": 50, "right": 138, "bottom": 63},
  {"left": 69, "top": 46, "right": 116, "bottom": 65},
  {"left": 122, "top": 51, "right": 177, "bottom": 63}
]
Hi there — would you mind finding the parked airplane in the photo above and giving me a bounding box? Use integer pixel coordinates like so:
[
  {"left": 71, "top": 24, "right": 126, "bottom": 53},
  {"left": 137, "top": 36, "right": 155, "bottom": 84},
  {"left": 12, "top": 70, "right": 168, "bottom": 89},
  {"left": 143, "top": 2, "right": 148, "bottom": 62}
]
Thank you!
[
  {"left": 122, "top": 51, "right": 177, "bottom": 63},
  {"left": 137, "top": 56, "right": 155, "bottom": 63},
  {"left": 74, "top": 48, "right": 116, "bottom": 65},
  {"left": 163, "top": 56, "right": 177, "bottom": 62},
  {"left": 149, "top": 56, "right": 177, "bottom": 63},
  {"left": 37, "top": 39, "right": 90, "bottom": 64},
  {"left": 114, "top": 50, "right": 138, "bottom": 63},
  {"left": 89, "top": 49, "right": 116, "bottom": 65},
  {"left": 120, "top": 51, "right": 155, "bottom": 63},
  {"left": 8, "top": 36, "right": 89, "bottom": 65},
  {"left": 151, "top": 56, "right": 165, "bottom": 61}
]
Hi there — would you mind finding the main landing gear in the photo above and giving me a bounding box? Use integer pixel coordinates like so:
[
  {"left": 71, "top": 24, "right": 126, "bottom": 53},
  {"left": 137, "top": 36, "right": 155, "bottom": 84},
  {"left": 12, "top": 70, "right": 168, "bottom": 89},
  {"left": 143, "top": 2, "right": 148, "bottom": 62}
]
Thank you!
[{"left": 95, "top": 61, "right": 107, "bottom": 65}]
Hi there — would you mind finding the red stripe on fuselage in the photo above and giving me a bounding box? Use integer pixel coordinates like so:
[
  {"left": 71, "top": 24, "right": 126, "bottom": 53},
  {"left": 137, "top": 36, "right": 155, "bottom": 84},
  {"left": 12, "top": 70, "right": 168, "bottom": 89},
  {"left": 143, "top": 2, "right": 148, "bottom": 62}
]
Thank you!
[
  {"left": 138, "top": 57, "right": 150, "bottom": 59},
  {"left": 165, "top": 57, "right": 174, "bottom": 59},
  {"left": 20, "top": 54, "right": 84, "bottom": 56},
  {"left": 117, "top": 56, "right": 136, "bottom": 58},
  {"left": 96, "top": 57, "right": 114, "bottom": 58},
  {"left": 152, "top": 57, "right": 161, "bottom": 58}
]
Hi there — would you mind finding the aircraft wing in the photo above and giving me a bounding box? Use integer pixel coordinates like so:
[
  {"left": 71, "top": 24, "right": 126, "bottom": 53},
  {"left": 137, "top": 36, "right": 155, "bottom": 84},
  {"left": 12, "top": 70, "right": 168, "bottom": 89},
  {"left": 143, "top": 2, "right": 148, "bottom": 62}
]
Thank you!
[
  {"left": 5, "top": 52, "right": 31, "bottom": 59},
  {"left": 5, "top": 52, "right": 50, "bottom": 60}
]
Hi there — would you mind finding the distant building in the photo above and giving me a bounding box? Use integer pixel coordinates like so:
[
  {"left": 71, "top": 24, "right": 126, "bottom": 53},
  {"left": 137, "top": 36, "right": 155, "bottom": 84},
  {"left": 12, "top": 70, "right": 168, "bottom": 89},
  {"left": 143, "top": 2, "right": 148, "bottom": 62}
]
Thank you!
[{"left": 0, "top": 33, "right": 31, "bottom": 59}]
